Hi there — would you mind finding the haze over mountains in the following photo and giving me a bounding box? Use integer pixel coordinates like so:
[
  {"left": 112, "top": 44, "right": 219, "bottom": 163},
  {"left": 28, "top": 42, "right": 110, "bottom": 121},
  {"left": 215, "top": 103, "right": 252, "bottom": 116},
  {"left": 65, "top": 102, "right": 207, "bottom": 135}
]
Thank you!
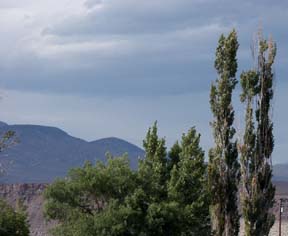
[
  {"left": 0, "top": 122, "right": 144, "bottom": 183},
  {"left": 0, "top": 121, "right": 287, "bottom": 183}
]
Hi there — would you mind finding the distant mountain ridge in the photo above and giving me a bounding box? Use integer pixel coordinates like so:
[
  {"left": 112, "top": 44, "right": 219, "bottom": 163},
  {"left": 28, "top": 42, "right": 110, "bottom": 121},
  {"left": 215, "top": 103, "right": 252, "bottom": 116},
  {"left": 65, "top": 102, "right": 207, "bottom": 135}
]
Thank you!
[
  {"left": 0, "top": 122, "right": 144, "bottom": 183},
  {"left": 0, "top": 121, "right": 287, "bottom": 183}
]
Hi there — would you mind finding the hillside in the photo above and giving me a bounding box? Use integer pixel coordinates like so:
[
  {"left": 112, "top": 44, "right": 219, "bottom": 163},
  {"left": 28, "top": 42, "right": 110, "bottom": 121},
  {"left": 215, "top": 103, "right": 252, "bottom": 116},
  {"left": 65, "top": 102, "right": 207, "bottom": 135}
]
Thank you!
[
  {"left": 0, "top": 121, "right": 287, "bottom": 184},
  {"left": 0, "top": 122, "right": 144, "bottom": 183}
]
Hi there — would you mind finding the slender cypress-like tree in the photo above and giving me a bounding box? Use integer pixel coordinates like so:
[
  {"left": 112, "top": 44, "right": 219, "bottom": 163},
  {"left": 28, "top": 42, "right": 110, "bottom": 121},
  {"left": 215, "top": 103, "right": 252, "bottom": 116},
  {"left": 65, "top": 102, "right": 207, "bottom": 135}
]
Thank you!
[
  {"left": 240, "top": 33, "right": 276, "bottom": 236},
  {"left": 208, "top": 29, "right": 240, "bottom": 236}
]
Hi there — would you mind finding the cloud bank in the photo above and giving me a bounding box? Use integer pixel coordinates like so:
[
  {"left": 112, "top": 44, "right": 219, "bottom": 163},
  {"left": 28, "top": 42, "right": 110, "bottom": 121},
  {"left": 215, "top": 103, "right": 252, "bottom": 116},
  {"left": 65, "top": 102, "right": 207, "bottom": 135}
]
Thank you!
[{"left": 0, "top": 0, "right": 287, "bottom": 162}]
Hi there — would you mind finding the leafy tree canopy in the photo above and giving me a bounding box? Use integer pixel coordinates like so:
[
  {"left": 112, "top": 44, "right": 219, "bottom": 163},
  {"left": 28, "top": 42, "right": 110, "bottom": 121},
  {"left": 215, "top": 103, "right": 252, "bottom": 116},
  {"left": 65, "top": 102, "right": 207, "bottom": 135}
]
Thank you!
[{"left": 44, "top": 123, "right": 211, "bottom": 236}]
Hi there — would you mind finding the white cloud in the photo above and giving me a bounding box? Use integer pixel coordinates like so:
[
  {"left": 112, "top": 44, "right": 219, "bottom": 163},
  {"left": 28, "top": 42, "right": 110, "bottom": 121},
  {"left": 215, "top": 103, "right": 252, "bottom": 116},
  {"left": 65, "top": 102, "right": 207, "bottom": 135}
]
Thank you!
[{"left": 29, "top": 38, "right": 128, "bottom": 58}]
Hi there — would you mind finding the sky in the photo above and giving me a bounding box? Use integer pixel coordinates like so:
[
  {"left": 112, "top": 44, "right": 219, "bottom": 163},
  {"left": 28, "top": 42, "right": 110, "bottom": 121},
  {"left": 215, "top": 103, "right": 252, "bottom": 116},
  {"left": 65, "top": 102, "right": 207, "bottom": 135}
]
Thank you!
[{"left": 0, "top": 0, "right": 287, "bottom": 163}]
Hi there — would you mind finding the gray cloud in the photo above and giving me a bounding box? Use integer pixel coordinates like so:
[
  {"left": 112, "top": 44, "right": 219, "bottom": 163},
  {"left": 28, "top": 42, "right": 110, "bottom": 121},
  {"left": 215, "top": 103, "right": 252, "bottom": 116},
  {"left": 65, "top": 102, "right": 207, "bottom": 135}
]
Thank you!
[
  {"left": 45, "top": 1, "right": 227, "bottom": 36},
  {"left": 84, "top": 0, "right": 102, "bottom": 9},
  {"left": 0, "top": 0, "right": 34, "bottom": 8},
  {"left": 45, "top": 0, "right": 288, "bottom": 37},
  {"left": 1, "top": 0, "right": 286, "bottom": 97},
  {"left": 0, "top": 0, "right": 287, "bottom": 163}
]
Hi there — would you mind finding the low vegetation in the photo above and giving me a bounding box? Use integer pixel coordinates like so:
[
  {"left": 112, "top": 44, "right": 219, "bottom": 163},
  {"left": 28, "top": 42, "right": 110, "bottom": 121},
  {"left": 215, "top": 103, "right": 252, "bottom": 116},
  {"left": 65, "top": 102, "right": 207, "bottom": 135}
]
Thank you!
[{"left": 0, "top": 199, "right": 30, "bottom": 236}]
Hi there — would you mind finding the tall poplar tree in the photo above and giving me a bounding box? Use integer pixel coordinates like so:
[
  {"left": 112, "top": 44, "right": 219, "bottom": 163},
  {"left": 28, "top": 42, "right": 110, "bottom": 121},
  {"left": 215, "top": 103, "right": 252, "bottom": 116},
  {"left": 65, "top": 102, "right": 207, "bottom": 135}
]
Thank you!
[
  {"left": 240, "top": 33, "right": 276, "bottom": 236},
  {"left": 208, "top": 29, "right": 240, "bottom": 236}
]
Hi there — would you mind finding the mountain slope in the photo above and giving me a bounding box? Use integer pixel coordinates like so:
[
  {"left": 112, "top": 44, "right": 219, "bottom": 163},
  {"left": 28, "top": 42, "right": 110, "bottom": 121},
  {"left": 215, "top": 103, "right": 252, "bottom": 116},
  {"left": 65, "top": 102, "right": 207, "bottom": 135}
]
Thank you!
[
  {"left": 0, "top": 122, "right": 286, "bottom": 184},
  {"left": 89, "top": 137, "right": 143, "bottom": 168},
  {"left": 0, "top": 122, "right": 144, "bottom": 183}
]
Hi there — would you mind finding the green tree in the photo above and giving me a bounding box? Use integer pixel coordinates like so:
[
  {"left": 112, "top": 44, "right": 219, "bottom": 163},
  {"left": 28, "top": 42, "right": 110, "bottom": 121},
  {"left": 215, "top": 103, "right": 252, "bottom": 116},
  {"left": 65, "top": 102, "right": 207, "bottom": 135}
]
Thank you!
[
  {"left": 127, "top": 123, "right": 210, "bottom": 235},
  {"left": 122, "top": 121, "right": 175, "bottom": 235},
  {"left": 44, "top": 155, "right": 137, "bottom": 236},
  {"left": 240, "top": 33, "right": 276, "bottom": 236},
  {"left": 45, "top": 123, "right": 211, "bottom": 236},
  {"left": 0, "top": 129, "right": 27, "bottom": 235},
  {"left": 0, "top": 199, "right": 30, "bottom": 236},
  {"left": 168, "top": 127, "right": 211, "bottom": 235},
  {"left": 208, "top": 29, "right": 240, "bottom": 236},
  {"left": 139, "top": 121, "right": 168, "bottom": 201}
]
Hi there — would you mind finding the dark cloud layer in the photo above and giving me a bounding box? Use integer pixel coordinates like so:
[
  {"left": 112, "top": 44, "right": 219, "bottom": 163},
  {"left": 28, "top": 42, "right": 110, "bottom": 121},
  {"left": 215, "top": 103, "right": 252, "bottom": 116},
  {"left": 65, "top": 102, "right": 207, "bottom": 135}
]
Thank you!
[
  {"left": 0, "top": 0, "right": 287, "bottom": 163},
  {"left": 1, "top": 0, "right": 287, "bottom": 97}
]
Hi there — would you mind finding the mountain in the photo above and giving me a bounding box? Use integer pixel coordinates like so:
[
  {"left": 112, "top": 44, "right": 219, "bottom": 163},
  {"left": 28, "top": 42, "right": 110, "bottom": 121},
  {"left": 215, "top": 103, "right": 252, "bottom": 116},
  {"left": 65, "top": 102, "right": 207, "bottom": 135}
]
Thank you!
[
  {"left": 0, "top": 122, "right": 144, "bottom": 183},
  {"left": 0, "top": 121, "right": 286, "bottom": 184}
]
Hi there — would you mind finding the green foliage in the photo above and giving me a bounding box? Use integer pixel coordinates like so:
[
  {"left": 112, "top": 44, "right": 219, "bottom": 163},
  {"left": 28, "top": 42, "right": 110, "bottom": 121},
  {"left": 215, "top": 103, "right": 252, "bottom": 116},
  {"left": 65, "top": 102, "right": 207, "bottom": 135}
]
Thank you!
[
  {"left": 168, "top": 128, "right": 211, "bottom": 235},
  {"left": 208, "top": 29, "right": 240, "bottom": 236},
  {"left": 0, "top": 199, "right": 30, "bottom": 236},
  {"left": 45, "top": 123, "right": 211, "bottom": 236},
  {"left": 167, "top": 141, "right": 181, "bottom": 172},
  {"left": 139, "top": 121, "right": 168, "bottom": 200},
  {"left": 44, "top": 155, "right": 137, "bottom": 236},
  {"left": 240, "top": 33, "right": 276, "bottom": 236}
]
